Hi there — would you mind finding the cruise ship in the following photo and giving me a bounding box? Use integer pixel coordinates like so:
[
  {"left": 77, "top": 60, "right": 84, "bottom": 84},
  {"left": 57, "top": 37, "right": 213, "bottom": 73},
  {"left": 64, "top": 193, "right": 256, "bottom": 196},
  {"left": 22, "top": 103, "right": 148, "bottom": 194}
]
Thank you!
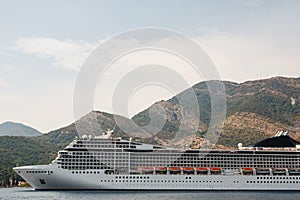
[{"left": 13, "top": 130, "right": 300, "bottom": 190}]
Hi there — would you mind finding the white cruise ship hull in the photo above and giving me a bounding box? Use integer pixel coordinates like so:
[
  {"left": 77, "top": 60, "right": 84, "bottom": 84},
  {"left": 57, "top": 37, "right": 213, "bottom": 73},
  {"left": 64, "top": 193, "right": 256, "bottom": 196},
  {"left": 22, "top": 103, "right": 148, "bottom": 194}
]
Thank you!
[
  {"left": 14, "top": 164, "right": 300, "bottom": 190},
  {"left": 13, "top": 132, "right": 300, "bottom": 191}
]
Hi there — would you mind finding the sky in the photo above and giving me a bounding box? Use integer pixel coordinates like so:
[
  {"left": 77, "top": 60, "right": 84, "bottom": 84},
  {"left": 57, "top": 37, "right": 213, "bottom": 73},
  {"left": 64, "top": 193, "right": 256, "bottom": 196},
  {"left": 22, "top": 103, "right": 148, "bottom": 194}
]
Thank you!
[{"left": 0, "top": 0, "right": 300, "bottom": 132}]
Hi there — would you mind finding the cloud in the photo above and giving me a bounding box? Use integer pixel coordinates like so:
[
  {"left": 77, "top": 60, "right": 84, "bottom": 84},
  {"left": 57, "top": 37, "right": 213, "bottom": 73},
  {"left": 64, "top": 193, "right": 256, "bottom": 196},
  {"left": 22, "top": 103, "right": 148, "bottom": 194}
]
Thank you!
[
  {"left": 13, "top": 37, "right": 98, "bottom": 70},
  {"left": 12, "top": 27, "right": 300, "bottom": 83}
]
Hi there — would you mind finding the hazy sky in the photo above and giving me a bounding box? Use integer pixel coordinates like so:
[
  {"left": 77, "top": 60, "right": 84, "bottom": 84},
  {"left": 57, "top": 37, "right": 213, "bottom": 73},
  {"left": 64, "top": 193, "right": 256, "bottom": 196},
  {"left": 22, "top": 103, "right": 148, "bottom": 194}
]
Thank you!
[{"left": 0, "top": 0, "right": 300, "bottom": 132}]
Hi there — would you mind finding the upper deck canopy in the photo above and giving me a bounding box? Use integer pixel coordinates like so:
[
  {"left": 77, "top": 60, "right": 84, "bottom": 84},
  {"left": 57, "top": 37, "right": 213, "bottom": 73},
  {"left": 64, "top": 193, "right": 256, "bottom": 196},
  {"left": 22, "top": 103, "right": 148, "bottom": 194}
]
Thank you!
[{"left": 254, "top": 136, "right": 300, "bottom": 148}]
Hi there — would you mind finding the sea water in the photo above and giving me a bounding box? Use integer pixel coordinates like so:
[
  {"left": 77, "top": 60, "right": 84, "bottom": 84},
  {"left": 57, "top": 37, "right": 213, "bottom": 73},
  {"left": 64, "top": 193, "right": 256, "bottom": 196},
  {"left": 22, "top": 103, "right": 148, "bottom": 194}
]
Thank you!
[{"left": 1, "top": 188, "right": 300, "bottom": 200}]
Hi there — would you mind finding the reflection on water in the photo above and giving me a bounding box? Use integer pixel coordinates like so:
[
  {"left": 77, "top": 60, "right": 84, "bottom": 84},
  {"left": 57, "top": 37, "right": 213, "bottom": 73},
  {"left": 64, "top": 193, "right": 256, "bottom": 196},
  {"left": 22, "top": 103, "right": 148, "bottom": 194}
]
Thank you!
[{"left": 1, "top": 188, "right": 300, "bottom": 200}]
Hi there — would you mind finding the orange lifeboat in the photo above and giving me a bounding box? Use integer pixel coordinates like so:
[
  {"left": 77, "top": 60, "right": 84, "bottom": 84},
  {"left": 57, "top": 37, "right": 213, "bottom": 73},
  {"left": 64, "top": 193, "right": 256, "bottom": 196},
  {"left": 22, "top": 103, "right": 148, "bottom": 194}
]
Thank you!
[
  {"left": 155, "top": 166, "right": 167, "bottom": 174},
  {"left": 142, "top": 166, "right": 154, "bottom": 173},
  {"left": 169, "top": 166, "right": 181, "bottom": 174},
  {"left": 169, "top": 167, "right": 181, "bottom": 172},
  {"left": 196, "top": 167, "right": 208, "bottom": 172},
  {"left": 183, "top": 167, "right": 194, "bottom": 172},
  {"left": 242, "top": 167, "right": 253, "bottom": 171},
  {"left": 210, "top": 167, "right": 222, "bottom": 172},
  {"left": 210, "top": 167, "right": 222, "bottom": 175},
  {"left": 241, "top": 167, "right": 253, "bottom": 175},
  {"left": 196, "top": 167, "right": 208, "bottom": 175},
  {"left": 241, "top": 167, "right": 253, "bottom": 172},
  {"left": 183, "top": 167, "right": 194, "bottom": 174},
  {"left": 155, "top": 166, "right": 167, "bottom": 171}
]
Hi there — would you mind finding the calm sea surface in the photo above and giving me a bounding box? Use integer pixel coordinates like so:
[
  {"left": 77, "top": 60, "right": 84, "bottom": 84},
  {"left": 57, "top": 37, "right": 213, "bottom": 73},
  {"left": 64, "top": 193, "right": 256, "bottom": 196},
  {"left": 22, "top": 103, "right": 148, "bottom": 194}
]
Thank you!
[{"left": 1, "top": 188, "right": 300, "bottom": 200}]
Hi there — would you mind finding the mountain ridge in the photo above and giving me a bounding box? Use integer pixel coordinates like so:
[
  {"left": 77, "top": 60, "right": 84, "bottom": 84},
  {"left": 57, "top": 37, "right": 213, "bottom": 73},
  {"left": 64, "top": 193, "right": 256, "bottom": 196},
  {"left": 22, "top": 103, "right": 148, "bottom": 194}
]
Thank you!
[{"left": 0, "top": 121, "right": 42, "bottom": 137}]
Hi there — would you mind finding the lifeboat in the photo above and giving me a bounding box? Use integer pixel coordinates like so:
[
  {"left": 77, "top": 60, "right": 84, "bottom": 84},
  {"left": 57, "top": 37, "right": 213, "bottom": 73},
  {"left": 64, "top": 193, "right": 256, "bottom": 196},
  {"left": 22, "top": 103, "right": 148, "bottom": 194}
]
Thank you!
[
  {"left": 288, "top": 168, "right": 300, "bottom": 175},
  {"left": 155, "top": 166, "right": 167, "bottom": 174},
  {"left": 210, "top": 167, "right": 222, "bottom": 175},
  {"left": 242, "top": 167, "right": 253, "bottom": 172},
  {"left": 255, "top": 168, "right": 270, "bottom": 175},
  {"left": 169, "top": 166, "right": 181, "bottom": 174},
  {"left": 241, "top": 167, "right": 254, "bottom": 175},
  {"left": 210, "top": 167, "right": 222, "bottom": 171},
  {"left": 272, "top": 168, "right": 286, "bottom": 175},
  {"left": 183, "top": 167, "right": 194, "bottom": 172},
  {"left": 196, "top": 167, "right": 208, "bottom": 175},
  {"left": 183, "top": 167, "right": 195, "bottom": 174},
  {"left": 142, "top": 166, "right": 154, "bottom": 174},
  {"left": 130, "top": 167, "right": 139, "bottom": 174},
  {"left": 196, "top": 167, "right": 208, "bottom": 172}
]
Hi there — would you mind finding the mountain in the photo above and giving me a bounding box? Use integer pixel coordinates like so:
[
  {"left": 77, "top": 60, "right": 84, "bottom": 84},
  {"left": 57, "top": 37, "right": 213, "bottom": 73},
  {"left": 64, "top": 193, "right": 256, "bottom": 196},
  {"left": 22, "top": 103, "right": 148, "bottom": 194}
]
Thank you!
[
  {"left": 0, "top": 122, "right": 42, "bottom": 137},
  {"left": 1, "top": 76, "right": 300, "bottom": 186},
  {"left": 132, "top": 76, "right": 300, "bottom": 148},
  {"left": 37, "top": 111, "right": 158, "bottom": 151}
]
